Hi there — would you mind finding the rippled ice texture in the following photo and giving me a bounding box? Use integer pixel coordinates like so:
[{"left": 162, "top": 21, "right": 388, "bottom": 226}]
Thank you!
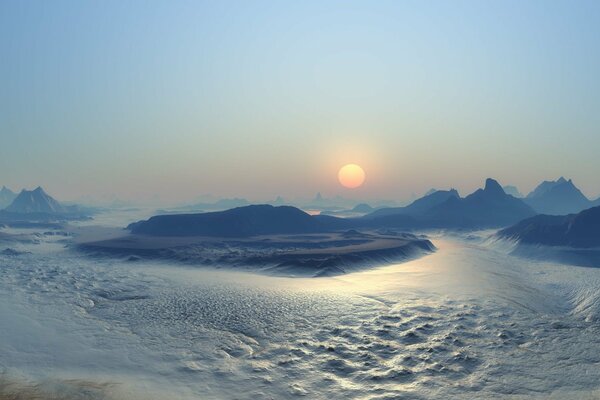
[{"left": 2, "top": 228, "right": 600, "bottom": 399}]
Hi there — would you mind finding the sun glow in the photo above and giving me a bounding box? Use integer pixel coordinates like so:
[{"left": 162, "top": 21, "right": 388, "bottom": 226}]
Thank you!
[{"left": 338, "top": 164, "right": 366, "bottom": 189}]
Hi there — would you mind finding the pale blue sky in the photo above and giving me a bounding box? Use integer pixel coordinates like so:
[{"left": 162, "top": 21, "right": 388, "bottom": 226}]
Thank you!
[{"left": 1, "top": 0, "right": 599, "bottom": 202}]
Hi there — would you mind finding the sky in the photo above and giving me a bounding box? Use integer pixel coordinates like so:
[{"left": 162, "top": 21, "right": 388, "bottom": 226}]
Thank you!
[{"left": 1, "top": 0, "right": 600, "bottom": 204}]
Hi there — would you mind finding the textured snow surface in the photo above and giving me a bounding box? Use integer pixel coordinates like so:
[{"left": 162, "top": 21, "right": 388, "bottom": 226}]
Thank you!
[{"left": 1, "top": 226, "right": 600, "bottom": 399}]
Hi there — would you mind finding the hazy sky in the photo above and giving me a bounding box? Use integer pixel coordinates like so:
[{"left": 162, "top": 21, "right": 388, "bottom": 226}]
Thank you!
[{"left": 2, "top": 0, "right": 600, "bottom": 203}]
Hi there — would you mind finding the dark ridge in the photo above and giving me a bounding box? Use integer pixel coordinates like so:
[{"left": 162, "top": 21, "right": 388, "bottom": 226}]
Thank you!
[
  {"left": 498, "top": 206, "right": 600, "bottom": 248},
  {"left": 128, "top": 204, "right": 352, "bottom": 237}
]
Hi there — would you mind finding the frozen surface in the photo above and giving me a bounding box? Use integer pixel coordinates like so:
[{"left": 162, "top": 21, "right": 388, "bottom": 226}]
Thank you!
[{"left": 1, "top": 220, "right": 600, "bottom": 399}]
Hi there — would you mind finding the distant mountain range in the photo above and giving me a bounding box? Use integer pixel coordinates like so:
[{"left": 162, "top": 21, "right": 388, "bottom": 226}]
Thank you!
[
  {"left": 129, "top": 178, "right": 541, "bottom": 237},
  {"left": 523, "top": 177, "right": 595, "bottom": 215},
  {"left": 363, "top": 179, "right": 535, "bottom": 228},
  {"left": 498, "top": 205, "right": 600, "bottom": 248},
  {"left": 0, "top": 186, "right": 17, "bottom": 208}
]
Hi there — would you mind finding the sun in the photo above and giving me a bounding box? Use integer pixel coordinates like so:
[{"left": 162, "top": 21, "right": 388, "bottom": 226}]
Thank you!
[{"left": 338, "top": 164, "right": 366, "bottom": 189}]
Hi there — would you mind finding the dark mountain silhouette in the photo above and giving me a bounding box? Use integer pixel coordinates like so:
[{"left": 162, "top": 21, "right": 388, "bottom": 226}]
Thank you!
[
  {"left": 421, "top": 179, "right": 535, "bottom": 227},
  {"left": 4, "top": 187, "right": 65, "bottom": 214},
  {"left": 364, "top": 179, "right": 534, "bottom": 228},
  {"left": 524, "top": 177, "right": 592, "bottom": 215},
  {"left": 498, "top": 206, "right": 600, "bottom": 248},
  {"left": 129, "top": 179, "right": 539, "bottom": 237},
  {"left": 0, "top": 186, "right": 17, "bottom": 209},
  {"left": 128, "top": 204, "right": 351, "bottom": 237},
  {"left": 503, "top": 185, "right": 523, "bottom": 198},
  {"left": 365, "top": 189, "right": 460, "bottom": 218}
]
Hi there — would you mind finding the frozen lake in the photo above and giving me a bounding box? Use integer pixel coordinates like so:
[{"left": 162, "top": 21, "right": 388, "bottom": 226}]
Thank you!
[{"left": 1, "top": 224, "right": 600, "bottom": 399}]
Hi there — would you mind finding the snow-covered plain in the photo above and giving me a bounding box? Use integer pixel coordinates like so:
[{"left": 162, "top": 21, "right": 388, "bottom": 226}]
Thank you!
[{"left": 2, "top": 217, "right": 600, "bottom": 399}]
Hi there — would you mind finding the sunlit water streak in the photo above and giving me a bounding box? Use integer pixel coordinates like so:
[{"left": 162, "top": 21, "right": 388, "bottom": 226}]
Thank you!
[{"left": 1, "top": 229, "right": 600, "bottom": 399}]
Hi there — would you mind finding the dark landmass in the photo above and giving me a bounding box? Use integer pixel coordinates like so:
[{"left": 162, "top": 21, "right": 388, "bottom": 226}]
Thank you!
[
  {"left": 524, "top": 177, "right": 593, "bottom": 215},
  {"left": 128, "top": 205, "right": 353, "bottom": 237},
  {"left": 498, "top": 206, "right": 600, "bottom": 248},
  {"left": 78, "top": 230, "right": 435, "bottom": 277}
]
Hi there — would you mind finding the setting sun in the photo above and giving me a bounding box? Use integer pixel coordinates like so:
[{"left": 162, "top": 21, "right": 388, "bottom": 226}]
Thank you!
[{"left": 338, "top": 164, "right": 366, "bottom": 189}]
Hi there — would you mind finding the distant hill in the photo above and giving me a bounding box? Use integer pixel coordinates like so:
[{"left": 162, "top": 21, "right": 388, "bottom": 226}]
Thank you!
[
  {"left": 351, "top": 203, "right": 374, "bottom": 213},
  {"left": 498, "top": 206, "right": 600, "bottom": 248},
  {"left": 128, "top": 204, "right": 351, "bottom": 237},
  {"left": 524, "top": 177, "right": 592, "bottom": 215},
  {"left": 4, "top": 187, "right": 66, "bottom": 214},
  {"left": 0, "top": 186, "right": 17, "bottom": 209}
]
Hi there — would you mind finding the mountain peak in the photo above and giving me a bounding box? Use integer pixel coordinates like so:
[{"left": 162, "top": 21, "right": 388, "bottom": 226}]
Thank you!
[
  {"left": 484, "top": 178, "right": 505, "bottom": 195},
  {"left": 5, "top": 187, "right": 64, "bottom": 214},
  {"left": 524, "top": 177, "right": 591, "bottom": 215}
]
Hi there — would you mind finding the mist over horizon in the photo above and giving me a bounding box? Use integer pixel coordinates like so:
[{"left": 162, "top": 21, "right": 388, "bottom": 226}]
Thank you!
[{"left": 2, "top": 174, "right": 600, "bottom": 208}]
